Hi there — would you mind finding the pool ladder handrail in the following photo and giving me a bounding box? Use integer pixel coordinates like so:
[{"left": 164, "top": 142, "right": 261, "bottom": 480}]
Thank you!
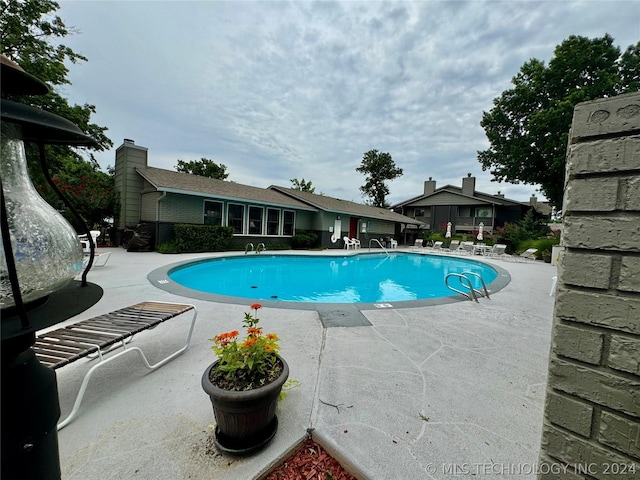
[
  {"left": 244, "top": 243, "right": 254, "bottom": 254},
  {"left": 368, "top": 238, "right": 389, "bottom": 257},
  {"left": 444, "top": 271, "right": 491, "bottom": 302},
  {"left": 256, "top": 243, "right": 266, "bottom": 254}
]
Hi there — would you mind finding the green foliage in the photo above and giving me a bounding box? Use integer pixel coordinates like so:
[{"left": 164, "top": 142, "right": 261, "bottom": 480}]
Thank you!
[
  {"left": 290, "top": 178, "right": 315, "bottom": 193},
  {"left": 519, "top": 234, "right": 560, "bottom": 259},
  {"left": 290, "top": 231, "right": 319, "bottom": 249},
  {"left": 356, "top": 149, "right": 403, "bottom": 207},
  {"left": 1, "top": 0, "right": 114, "bottom": 226},
  {"left": 478, "top": 34, "right": 639, "bottom": 208},
  {"left": 210, "top": 304, "right": 281, "bottom": 391},
  {"left": 156, "top": 240, "right": 180, "bottom": 254},
  {"left": 172, "top": 224, "right": 234, "bottom": 253},
  {"left": 423, "top": 231, "right": 446, "bottom": 243},
  {"left": 496, "top": 209, "right": 553, "bottom": 252},
  {"left": 175, "top": 158, "right": 229, "bottom": 180}
]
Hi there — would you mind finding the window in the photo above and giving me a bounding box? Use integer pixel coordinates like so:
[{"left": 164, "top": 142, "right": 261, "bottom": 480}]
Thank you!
[
  {"left": 283, "top": 210, "right": 295, "bottom": 236},
  {"left": 204, "top": 201, "right": 223, "bottom": 226},
  {"left": 267, "top": 208, "right": 280, "bottom": 235},
  {"left": 476, "top": 207, "right": 492, "bottom": 218},
  {"left": 414, "top": 208, "right": 425, "bottom": 217},
  {"left": 248, "top": 206, "right": 263, "bottom": 235},
  {"left": 458, "top": 206, "right": 471, "bottom": 217},
  {"left": 227, "top": 204, "right": 245, "bottom": 234}
]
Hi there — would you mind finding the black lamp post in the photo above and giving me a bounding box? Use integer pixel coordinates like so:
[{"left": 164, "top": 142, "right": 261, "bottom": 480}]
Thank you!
[{"left": 1, "top": 56, "right": 103, "bottom": 480}]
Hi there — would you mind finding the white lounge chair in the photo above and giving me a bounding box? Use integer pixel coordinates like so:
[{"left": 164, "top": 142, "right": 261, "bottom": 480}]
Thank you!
[
  {"left": 411, "top": 239, "right": 424, "bottom": 250},
  {"left": 390, "top": 239, "right": 398, "bottom": 248},
  {"left": 459, "top": 242, "right": 474, "bottom": 255},
  {"left": 487, "top": 244, "right": 508, "bottom": 258},
  {"left": 81, "top": 251, "right": 112, "bottom": 269},
  {"left": 431, "top": 241, "right": 443, "bottom": 250},
  {"left": 519, "top": 248, "right": 538, "bottom": 261},
  {"left": 443, "top": 240, "right": 460, "bottom": 254}
]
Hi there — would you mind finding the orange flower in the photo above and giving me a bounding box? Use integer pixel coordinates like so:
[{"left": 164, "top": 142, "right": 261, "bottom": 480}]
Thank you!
[
  {"left": 247, "top": 327, "right": 263, "bottom": 336},
  {"left": 215, "top": 330, "right": 239, "bottom": 343},
  {"left": 266, "top": 333, "right": 278, "bottom": 341},
  {"left": 250, "top": 303, "right": 262, "bottom": 310},
  {"left": 264, "top": 344, "right": 274, "bottom": 351},
  {"left": 242, "top": 337, "right": 259, "bottom": 348}
]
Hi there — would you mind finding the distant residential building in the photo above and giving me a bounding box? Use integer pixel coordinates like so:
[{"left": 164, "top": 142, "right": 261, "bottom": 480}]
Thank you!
[
  {"left": 113, "top": 139, "right": 423, "bottom": 249},
  {"left": 390, "top": 173, "right": 551, "bottom": 242}
]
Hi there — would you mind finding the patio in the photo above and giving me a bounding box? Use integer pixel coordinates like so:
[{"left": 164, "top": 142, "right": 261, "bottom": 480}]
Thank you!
[{"left": 55, "top": 247, "right": 557, "bottom": 479}]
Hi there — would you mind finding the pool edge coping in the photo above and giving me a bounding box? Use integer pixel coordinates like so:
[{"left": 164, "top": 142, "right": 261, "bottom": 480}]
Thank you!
[{"left": 146, "top": 251, "right": 511, "bottom": 316}]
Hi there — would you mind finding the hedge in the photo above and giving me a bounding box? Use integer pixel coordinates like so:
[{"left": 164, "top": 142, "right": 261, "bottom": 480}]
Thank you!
[{"left": 172, "top": 224, "right": 234, "bottom": 253}]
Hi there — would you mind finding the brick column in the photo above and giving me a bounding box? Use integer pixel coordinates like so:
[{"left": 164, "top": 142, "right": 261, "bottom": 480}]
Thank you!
[{"left": 539, "top": 92, "right": 640, "bottom": 479}]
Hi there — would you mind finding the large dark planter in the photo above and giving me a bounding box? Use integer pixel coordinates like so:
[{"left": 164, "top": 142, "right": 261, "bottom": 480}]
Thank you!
[{"left": 201, "top": 356, "right": 289, "bottom": 455}]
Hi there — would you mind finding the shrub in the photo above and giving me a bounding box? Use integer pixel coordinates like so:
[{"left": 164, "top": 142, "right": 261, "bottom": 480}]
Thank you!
[
  {"left": 291, "top": 231, "right": 319, "bottom": 249},
  {"left": 171, "top": 224, "right": 234, "bottom": 253},
  {"left": 496, "top": 209, "right": 552, "bottom": 252},
  {"left": 157, "top": 240, "right": 180, "bottom": 254}
]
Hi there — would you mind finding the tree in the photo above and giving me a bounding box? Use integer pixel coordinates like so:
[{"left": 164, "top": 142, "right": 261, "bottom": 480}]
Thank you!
[
  {"left": 356, "top": 149, "right": 403, "bottom": 207},
  {"left": 37, "top": 159, "right": 119, "bottom": 231},
  {"left": 290, "top": 178, "right": 315, "bottom": 193},
  {"left": 176, "top": 158, "right": 229, "bottom": 180},
  {"left": 478, "top": 35, "right": 639, "bottom": 208},
  {"left": 1, "top": 0, "right": 114, "bottom": 229}
]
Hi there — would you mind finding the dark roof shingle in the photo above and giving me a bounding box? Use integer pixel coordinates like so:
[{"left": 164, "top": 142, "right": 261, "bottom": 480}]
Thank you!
[{"left": 136, "top": 167, "right": 315, "bottom": 210}]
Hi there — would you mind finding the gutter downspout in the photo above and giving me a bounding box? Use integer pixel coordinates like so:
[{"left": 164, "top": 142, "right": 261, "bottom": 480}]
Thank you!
[{"left": 156, "top": 191, "right": 166, "bottom": 245}]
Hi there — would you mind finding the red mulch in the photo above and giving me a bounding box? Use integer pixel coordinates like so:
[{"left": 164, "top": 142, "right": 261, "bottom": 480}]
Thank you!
[{"left": 264, "top": 439, "right": 358, "bottom": 480}]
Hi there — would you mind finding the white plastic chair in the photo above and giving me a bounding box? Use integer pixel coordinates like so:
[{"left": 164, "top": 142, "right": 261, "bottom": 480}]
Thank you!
[{"left": 79, "top": 230, "right": 101, "bottom": 253}]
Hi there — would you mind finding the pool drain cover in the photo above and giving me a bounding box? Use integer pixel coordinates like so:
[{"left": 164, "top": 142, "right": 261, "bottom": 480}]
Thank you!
[{"left": 316, "top": 307, "right": 371, "bottom": 328}]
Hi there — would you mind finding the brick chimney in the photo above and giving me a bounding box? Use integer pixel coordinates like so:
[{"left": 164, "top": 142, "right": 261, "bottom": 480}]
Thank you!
[
  {"left": 530, "top": 195, "right": 538, "bottom": 209},
  {"left": 462, "top": 173, "right": 475, "bottom": 197},
  {"left": 424, "top": 177, "right": 436, "bottom": 195}
]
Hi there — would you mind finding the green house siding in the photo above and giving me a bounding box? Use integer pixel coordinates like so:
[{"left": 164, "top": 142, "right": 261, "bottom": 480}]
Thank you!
[{"left": 140, "top": 191, "right": 163, "bottom": 222}]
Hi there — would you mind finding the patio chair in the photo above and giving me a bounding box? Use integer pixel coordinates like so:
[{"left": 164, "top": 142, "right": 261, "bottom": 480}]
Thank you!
[
  {"left": 487, "top": 244, "right": 508, "bottom": 259},
  {"left": 33, "top": 301, "right": 197, "bottom": 429},
  {"left": 343, "top": 236, "right": 355, "bottom": 250},
  {"left": 82, "top": 251, "right": 112, "bottom": 268},
  {"left": 459, "top": 242, "right": 474, "bottom": 255},
  {"left": 444, "top": 240, "right": 460, "bottom": 254},
  {"left": 411, "top": 239, "right": 424, "bottom": 250},
  {"left": 351, "top": 238, "right": 361, "bottom": 249},
  {"left": 79, "top": 230, "right": 101, "bottom": 253},
  {"left": 390, "top": 239, "right": 398, "bottom": 248},
  {"left": 431, "top": 241, "right": 443, "bottom": 250},
  {"left": 519, "top": 248, "right": 538, "bottom": 261}
]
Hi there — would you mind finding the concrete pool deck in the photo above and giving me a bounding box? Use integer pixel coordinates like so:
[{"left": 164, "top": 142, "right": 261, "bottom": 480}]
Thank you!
[{"left": 55, "top": 247, "right": 557, "bottom": 479}]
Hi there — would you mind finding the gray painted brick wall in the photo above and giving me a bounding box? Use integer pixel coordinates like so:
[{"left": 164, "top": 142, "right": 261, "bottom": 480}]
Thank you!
[{"left": 539, "top": 92, "right": 640, "bottom": 479}]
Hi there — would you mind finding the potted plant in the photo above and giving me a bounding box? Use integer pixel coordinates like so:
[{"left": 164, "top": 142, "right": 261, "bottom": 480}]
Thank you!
[
  {"left": 201, "top": 303, "right": 289, "bottom": 455},
  {"left": 541, "top": 250, "right": 552, "bottom": 263}
]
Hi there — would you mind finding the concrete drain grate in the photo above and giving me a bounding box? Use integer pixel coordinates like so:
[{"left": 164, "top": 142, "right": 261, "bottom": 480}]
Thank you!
[{"left": 316, "top": 307, "right": 371, "bottom": 328}]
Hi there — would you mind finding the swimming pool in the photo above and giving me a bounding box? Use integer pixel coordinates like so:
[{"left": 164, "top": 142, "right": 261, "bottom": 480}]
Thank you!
[{"left": 155, "top": 252, "right": 506, "bottom": 305}]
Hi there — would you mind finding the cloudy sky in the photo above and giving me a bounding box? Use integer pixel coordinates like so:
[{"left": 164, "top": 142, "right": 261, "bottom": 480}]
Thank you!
[{"left": 56, "top": 0, "right": 638, "bottom": 206}]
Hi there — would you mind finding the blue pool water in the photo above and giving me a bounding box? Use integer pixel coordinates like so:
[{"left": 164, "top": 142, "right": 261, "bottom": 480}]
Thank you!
[{"left": 168, "top": 253, "right": 499, "bottom": 304}]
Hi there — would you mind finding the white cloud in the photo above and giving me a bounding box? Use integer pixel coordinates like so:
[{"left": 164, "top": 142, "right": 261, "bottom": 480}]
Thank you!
[{"left": 57, "top": 0, "right": 639, "bottom": 206}]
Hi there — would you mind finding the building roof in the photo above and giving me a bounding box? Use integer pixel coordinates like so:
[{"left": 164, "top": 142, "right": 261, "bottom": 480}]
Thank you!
[
  {"left": 135, "top": 166, "right": 423, "bottom": 224},
  {"left": 269, "top": 186, "right": 424, "bottom": 225},
  {"left": 135, "top": 166, "right": 315, "bottom": 211},
  {"left": 392, "top": 184, "right": 526, "bottom": 209}
]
